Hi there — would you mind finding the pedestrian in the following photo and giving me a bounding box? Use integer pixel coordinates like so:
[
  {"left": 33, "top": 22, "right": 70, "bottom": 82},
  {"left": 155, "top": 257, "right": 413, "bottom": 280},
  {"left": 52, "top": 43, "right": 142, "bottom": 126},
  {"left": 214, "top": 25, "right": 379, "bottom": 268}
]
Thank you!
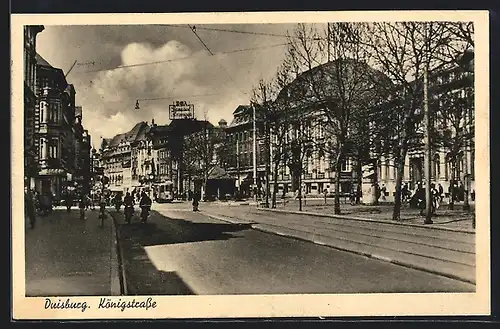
[
  {"left": 380, "top": 184, "right": 387, "bottom": 201},
  {"left": 458, "top": 182, "right": 465, "bottom": 202},
  {"left": 437, "top": 183, "right": 444, "bottom": 202},
  {"left": 356, "top": 184, "right": 361, "bottom": 204},
  {"left": 192, "top": 192, "right": 200, "bottom": 212},
  {"left": 64, "top": 192, "right": 73, "bottom": 212},
  {"left": 431, "top": 183, "right": 440, "bottom": 212},
  {"left": 375, "top": 183, "right": 381, "bottom": 202},
  {"left": 25, "top": 188, "right": 36, "bottom": 229},
  {"left": 78, "top": 195, "right": 86, "bottom": 220},
  {"left": 402, "top": 183, "right": 409, "bottom": 203}
]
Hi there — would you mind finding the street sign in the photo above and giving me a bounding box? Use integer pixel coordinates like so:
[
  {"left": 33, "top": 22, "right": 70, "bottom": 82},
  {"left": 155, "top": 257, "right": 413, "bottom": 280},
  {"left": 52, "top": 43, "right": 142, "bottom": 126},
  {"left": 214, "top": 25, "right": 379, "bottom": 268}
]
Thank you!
[{"left": 169, "top": 101, "right": 194, "bottom": 120}]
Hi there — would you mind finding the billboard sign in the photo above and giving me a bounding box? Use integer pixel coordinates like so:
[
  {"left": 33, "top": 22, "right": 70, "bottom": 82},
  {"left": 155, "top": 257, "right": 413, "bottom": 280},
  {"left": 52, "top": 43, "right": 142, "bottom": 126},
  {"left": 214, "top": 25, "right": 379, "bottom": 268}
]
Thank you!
[{"left": 169, "top": 101, "right": 194, "bottom": 120}]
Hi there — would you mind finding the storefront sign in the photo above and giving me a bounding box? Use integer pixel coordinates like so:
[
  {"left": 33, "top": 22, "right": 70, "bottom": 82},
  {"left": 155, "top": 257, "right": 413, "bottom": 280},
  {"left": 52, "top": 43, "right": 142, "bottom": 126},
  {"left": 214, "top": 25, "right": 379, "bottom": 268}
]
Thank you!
[
  {"left": 39, "top": 168, "right": 66, "bottom": 176},
  {"left": 169, "top": 101, "right": 194, "bottom": 120}
]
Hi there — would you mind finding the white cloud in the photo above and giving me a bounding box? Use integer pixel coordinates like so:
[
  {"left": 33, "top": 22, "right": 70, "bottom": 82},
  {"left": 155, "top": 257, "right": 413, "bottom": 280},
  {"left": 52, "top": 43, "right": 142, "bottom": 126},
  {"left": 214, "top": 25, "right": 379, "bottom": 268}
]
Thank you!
[{"left": 37, "top": 25, "right": 292, "bottom": 140}]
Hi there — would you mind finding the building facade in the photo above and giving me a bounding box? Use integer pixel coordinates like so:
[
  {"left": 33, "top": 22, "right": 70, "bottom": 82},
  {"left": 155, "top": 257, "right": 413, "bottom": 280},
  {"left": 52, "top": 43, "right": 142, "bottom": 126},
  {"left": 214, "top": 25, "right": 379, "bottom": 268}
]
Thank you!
[
  {"left": 221, "top": 56, "right": 474, "bottom": 202},
  {"left": 376, "top": 53, "right": 475, "bottom": 200},
  {"left": 100, "top": 121, "right": 150, "bottom": 196},
  {"left": 224, "top": 105, "right": 267, "bottom": 197},
  {"left": 34, "top": 54, "right": 91, "bottom": 202},
  {"left": 147, "top": 123, "right": 173, "bottom": 185},
  {"left": 24, "top": 25, "right": 44, "bottom": 190}
]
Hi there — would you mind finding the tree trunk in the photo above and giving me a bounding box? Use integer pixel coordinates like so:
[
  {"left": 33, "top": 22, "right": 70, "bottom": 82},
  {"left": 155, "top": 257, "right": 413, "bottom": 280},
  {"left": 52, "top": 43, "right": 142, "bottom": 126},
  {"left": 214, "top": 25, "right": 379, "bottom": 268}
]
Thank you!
[
  {"left": 265, "top": 124, "right": 271, "bottom": 208},
  {"left": 392, "top": 144, "right": 408, "bottom": 221},
  {"left": 448, "top": 161, "right": 456, "bottom": 210},
  {"left": 333, "top": 148, "right": 344, "bottom": 215},
  {"left": 298, "top": 168, "right": 302, "bottom": 212},
  {"left": 272, "top": 161, "right": 280, "bottom": 208}
]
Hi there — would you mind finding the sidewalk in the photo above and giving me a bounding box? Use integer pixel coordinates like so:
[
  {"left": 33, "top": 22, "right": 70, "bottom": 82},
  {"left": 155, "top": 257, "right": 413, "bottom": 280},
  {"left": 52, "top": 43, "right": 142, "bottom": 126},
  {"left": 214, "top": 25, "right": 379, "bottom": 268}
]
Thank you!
[
  {"left": 247, "top": 198, "right": 475, "bottom": 232},
  {"left": 202, "top": 203, "right": 476, "bottom": 285},
  {"left": 25, "top": 208, "right": 121, "bottom": 296}
]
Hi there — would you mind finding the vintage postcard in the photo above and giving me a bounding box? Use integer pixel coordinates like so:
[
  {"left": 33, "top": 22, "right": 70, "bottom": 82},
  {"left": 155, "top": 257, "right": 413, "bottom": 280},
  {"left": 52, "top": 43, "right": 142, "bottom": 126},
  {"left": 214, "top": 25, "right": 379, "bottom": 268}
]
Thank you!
[{"left": 11, "top": 11, "right": 490, "bottom": 320}]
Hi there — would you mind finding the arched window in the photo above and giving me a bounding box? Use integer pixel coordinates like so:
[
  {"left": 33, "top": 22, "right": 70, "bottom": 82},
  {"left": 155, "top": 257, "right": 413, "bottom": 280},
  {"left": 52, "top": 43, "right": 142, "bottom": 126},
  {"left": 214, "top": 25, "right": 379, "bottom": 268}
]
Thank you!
[
  {"left": 39, "top": 101, "right": 48, "bottom": 124},
  {"left": 433, "top": 154, "right": 440, "bottom": 180},
  {"left": 39, "top": 138, "right": 47, "bottom": 160}
]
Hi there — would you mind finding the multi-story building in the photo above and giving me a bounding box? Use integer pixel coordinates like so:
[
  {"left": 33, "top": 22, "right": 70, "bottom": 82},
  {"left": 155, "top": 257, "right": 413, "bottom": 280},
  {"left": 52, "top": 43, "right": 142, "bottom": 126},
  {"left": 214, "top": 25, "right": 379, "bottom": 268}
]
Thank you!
[
  {"left": 130, "top": 121, "right": 153, "bottom": 190},
  {"left": 147, "top": 122, "right": 173, "bottom": 184},
  {"left": 101, "top": 121, "right": 150, "bottom": 196},
  {"left": 23, "top": 25, "right": 44, "bottom": 190},
  {"left": 376, "top": 51, "right": 475, "bottom": 200},
  {"left": 34, "top": 53, "right": 82, "bottom": 202},
  {"left": 224, "top": 105, "right": 267, "bottom": 197}
]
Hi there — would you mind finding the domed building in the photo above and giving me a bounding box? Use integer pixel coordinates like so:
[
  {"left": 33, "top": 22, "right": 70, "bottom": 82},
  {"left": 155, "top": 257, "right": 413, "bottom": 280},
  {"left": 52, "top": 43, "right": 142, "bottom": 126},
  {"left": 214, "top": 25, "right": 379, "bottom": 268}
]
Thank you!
[{"left": 269, "top": 58, "right": 393, "bottom": 198}]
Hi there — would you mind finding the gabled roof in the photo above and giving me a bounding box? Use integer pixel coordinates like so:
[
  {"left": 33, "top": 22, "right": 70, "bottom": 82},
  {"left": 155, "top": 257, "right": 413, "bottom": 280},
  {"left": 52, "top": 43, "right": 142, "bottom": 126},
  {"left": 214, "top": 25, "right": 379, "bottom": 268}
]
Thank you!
[
  {"left": 107, "top": 121, "right": 150, "bottom": 147},
  {"left": 35, "top": 53, "right": 52, "bottom": 68},
  {"left": 207, "top": 165, "right": 234, "bottom": 180}
]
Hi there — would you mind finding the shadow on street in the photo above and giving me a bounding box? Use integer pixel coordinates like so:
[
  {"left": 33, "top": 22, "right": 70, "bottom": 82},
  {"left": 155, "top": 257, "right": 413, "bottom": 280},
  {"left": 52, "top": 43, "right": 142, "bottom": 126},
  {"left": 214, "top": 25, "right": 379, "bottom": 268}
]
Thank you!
[
  {"left": 116, "top": 210, "right": 254, "bottom": 295},
  {"left": 118, "top": 216, "right": 253, "bottom": 246}
]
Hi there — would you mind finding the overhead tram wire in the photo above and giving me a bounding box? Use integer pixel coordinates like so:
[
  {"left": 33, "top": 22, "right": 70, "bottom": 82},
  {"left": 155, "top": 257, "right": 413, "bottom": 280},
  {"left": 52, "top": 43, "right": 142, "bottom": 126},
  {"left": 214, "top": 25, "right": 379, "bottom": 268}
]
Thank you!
[
  {"left": 137, "top": 92, "right": 227, "bottom": 102},
  {"left": 187, "top": 24, "right": 250, "bottom": 98},
  {"left": 74, "top": 42, "right": 290, "bottom": 74},
  {"left": 163, "top": 24, "right": 325, "bottom": 42}
]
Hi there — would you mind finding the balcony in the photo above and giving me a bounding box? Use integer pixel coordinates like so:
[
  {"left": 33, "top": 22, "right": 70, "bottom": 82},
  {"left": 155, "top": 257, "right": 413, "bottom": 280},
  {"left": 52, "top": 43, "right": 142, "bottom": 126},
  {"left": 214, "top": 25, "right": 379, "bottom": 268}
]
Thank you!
[{"left": 304, "top": 173, "right": 313, "bottom": 180}]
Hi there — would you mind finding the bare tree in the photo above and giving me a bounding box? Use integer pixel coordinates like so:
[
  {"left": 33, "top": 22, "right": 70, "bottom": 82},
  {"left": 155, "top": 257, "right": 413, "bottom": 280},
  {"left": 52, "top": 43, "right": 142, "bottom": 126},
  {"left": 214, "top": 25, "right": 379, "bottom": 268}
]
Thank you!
[
  {"left": 361, "top": 21, "right": 470, "bottom": 220},
  {"left": 183, "top": 117, "right": 220, "bottom": 200},
  {"left": 283, "top": 22, "right": 386, "bottom": 214},
  {"left": 250, "top": 63, "right": 297, "bottom": 208}
]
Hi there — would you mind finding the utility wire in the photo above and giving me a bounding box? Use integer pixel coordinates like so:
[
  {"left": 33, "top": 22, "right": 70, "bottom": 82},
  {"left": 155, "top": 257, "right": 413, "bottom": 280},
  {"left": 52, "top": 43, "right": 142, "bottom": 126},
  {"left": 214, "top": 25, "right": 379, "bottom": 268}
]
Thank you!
[
  {"left": 188, "top": 24, "right": 249, "bottom": 97},
  {"left": 138, "top": 92, "right": 226, "bottom": 102},
  {"left": 75, "top": 42, "right": 290, "bottom": 74},
  {"left": 164, "top": 24, "right": 325, "bottom": 41}
]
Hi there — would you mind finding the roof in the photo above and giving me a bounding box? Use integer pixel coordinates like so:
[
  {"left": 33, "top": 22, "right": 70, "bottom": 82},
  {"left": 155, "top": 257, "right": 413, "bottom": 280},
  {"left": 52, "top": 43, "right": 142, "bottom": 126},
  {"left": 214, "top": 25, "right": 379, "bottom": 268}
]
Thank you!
[
  {"left": 169, "top": 119, "right": 215, "bottom": 135},
  {"left": 107, "top": 121, "right": 150, "bottom": 147},
  {"left": 35, "top": 53, "right": 53, "bottom": 68},
  {"left": 228, "top": 105, "right": 266, "bottom": 128},
  {"left": 275, "top": 58, "right": 393, "bottom": 111},
  {"left": 207, "top": 165, "right": 234, "bottom": 180}
]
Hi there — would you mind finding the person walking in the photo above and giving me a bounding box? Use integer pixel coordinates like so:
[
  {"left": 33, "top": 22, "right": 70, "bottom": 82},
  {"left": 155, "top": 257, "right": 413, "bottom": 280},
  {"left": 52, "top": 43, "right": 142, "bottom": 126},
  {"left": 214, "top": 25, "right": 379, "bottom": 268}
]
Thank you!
[
  {"left": 78, "top": 195, "right": 86, "bottom": 220},
  {"left": 192, "top": 192, "right": 200, "bottom": 212},
  {"left": 124, "top": 192, "right": 135, "bottom": 224},
  {"left": 402, "top": 183, "right": 409, "bottom": 203},
  {"left": 380, "top": 184, "right": 387, "bottom": 201},
  {"left": 437, "top": 183, "right": 444, "bottom": 203},
  {"left": 25, "top": 188, "right": 36, "bottom": 229}
]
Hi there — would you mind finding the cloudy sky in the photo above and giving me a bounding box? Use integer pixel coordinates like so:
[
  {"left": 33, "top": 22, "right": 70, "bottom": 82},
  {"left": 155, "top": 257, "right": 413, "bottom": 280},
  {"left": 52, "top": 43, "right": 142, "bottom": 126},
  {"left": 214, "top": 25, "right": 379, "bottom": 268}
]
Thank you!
[{"left": 36, "top": 24, "right": 300, "bottom": 147}]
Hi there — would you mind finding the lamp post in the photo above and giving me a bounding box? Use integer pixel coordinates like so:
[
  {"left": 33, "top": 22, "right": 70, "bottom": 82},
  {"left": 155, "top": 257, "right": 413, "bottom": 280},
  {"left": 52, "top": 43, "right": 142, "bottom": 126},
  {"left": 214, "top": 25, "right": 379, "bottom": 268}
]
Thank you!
[
  {"left": 252, "top": 104, "right": 257, "bottom": 203},
  {"left": 422, "top": 22, "right": 433, "bottom": 225}
]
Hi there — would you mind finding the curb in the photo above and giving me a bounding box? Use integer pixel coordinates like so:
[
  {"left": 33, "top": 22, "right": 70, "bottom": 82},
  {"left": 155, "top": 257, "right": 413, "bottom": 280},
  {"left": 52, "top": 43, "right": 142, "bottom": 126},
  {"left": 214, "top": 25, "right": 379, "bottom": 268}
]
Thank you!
[
  {"left": 257, "top": 208, "right": 475, "bottom": 234},
  {"left": 203, "top": 212, "right": 476, "bottom": 286},
  {"left": 109, "top": 210, "right": 122, "bottom": 296},
  {"left": 109, "top": 211, "right": 128, "bottom": 295}
]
